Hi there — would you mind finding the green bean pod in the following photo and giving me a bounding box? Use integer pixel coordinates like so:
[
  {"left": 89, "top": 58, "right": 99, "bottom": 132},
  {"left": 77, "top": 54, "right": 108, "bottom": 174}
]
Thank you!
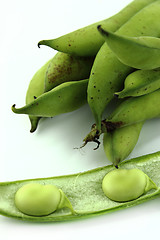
[
  {"left": 12, "top": 79, "right": 88, "bottom": 117},
  {"left": 87, "top": 1, "right": 160, "bottom": 130},
  {"left": 26, "top": 52, "right": 93, "bottom": 132},
  {"left": 99, "top": 28, "right": 160, "bottom": 70},
  {"left": 102, "top": 89, "right": 160, "bottom": 132},
  {"left": 38, "top": 0, "right": 156, "bottom": 56},
  {"left": 103, "top": 122, "right": 144, "bottom": 167},
  {"left": 26, "top": 59, "right": 51, "bottom": 132},
  {"left": 115, "top": 69, "right": 160, "bottom": 98},
  {"left": 44, "top": 52, "right": 94, "bottom": 92},
  {"left": 0, "top": 151, "right": 160, "bottom": 222}
]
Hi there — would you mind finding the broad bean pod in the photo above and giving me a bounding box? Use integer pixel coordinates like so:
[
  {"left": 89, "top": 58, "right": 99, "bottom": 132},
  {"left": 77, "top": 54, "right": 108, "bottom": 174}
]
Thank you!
[
  {"left": 26, "top": 52, "right": 93, "bottom": 132},
  {"left": 102, "top": 89, "right": 160, "bottom": 132},
  {"left": 0, "top": 151, "right": 160, "bottom": 222},
  {"left": 115, "top": 69, "right": 160, "bottom": 98},
  {"left": 103, "top": 122, "right": 144, "bottom": 167},
  {"left": 99, "top": 28, "right": 160, "bottom": 70},
  {"left": 38, "top": 0, "right": 156, "bottom": 56},
  {"left": 44, "top": 52, "right": 94, "bottom": 92},
  {"left": 87, "top": 1, "right": 160, "bottom": 130},
  {"left": 12, "top": 79, "right": 88, "bottom": 117},
  {"left": 26, "top": 59, "right": 51, "bottom": 132}
]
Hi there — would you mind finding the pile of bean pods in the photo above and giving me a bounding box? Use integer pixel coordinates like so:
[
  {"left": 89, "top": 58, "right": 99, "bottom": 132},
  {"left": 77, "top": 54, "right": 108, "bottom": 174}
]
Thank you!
[
  {"left": 1, "top": 0, "right": 160, "bottom": 222},
  {"left": 12, "top": 0, "right": 160, "bottom": 167}
]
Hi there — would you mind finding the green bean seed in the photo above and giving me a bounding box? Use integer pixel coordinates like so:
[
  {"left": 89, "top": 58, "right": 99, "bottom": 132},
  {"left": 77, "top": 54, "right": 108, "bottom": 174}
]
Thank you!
[
  {"left": 14, "top": 183, "right": 75, "bottom": 216},
  {"left": 102, "top": 168, "right": 157, "bottom": 202}
]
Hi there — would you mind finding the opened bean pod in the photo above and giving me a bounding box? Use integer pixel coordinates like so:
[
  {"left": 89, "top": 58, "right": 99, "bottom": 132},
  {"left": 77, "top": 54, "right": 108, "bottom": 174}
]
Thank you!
[{"left": 0, "top": 152, "right": 159, "bottom": 221}]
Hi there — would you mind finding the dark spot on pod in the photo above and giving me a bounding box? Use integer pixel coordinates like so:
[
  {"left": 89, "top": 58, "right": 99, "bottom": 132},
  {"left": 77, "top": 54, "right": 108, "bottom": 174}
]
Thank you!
[
  {"left": 114, "top": 93, "right": 119, "bottom": 98},
  {"left": 97, "top": 25, "right": 109, "bottom": 36},
  {"left": 68, "top": 44, "right": 71, "bottom": 47},
  {"left": 96, "top": 130, "right": 99, "bottom": 135},
  {"left": 98, "top": 89, "right": 100, "bottom": 92},
  {"left": 34, "top": 96, "right": 37, "bottom": 99},
  {"left": 94, "top": 85, "right": 96, "bottom": 88},
  {"left": 91, "top": 123, "right": 96, "bottom": 129},
  {"left": 91, "top": 97, "right": 93, "bottom": 100},
  {"left": 102, "top": 120, "right": 124, "bottom": 132}
]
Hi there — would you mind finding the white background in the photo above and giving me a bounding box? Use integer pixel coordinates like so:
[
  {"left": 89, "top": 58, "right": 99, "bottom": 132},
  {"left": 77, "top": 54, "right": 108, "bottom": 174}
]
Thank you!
[{"left": 0, "top": 0, "right": 160, "bottom": 239}]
